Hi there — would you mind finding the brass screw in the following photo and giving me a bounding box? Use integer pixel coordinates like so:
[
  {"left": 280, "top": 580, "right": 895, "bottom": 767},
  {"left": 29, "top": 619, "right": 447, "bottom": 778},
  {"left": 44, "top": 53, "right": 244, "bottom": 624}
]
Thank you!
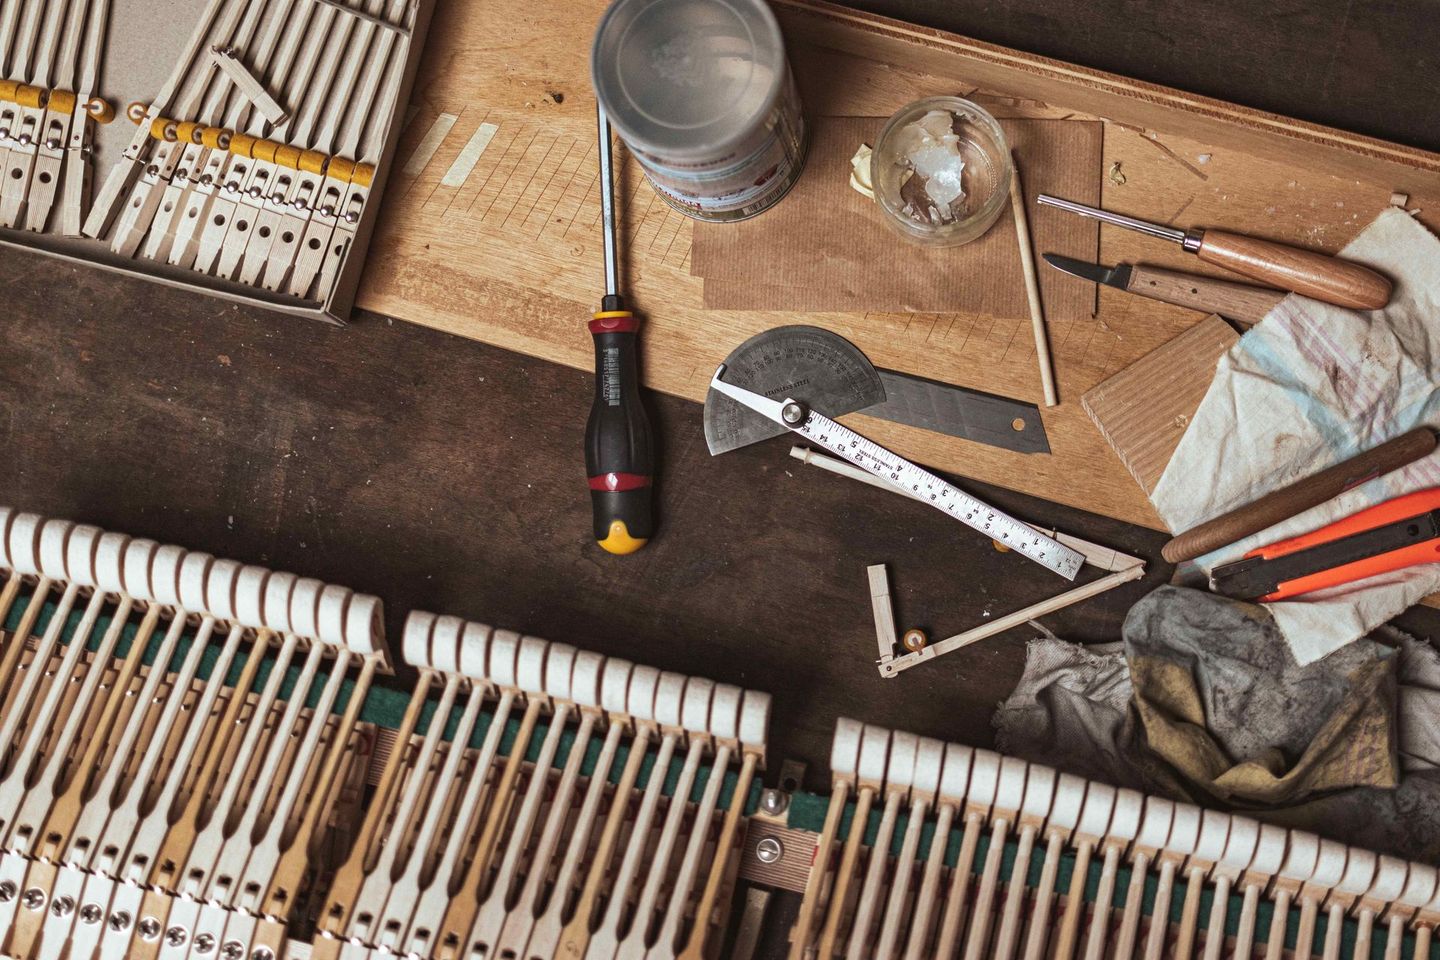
[{"left": 902, "top": 629, "right": 928, "bottom": 652}]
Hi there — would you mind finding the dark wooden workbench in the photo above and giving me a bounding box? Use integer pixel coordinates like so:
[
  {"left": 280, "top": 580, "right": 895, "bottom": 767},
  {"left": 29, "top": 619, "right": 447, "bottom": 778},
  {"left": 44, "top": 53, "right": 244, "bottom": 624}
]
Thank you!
[{"left": 1, "top": 0, "right": 1438, "bottom": 785}]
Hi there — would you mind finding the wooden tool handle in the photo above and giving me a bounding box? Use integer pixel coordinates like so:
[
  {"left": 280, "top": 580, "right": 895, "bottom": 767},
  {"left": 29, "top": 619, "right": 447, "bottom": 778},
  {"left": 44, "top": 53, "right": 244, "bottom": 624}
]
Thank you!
[
  {"left": 1194, "top": 230, "right": 1392, "bottom": 310},
  {"left": 1161, "top": 427, "right": 1437, "bottom": 562},
  {"left": 1126, "top": 264, "right": 1286, "bottom": 326}
]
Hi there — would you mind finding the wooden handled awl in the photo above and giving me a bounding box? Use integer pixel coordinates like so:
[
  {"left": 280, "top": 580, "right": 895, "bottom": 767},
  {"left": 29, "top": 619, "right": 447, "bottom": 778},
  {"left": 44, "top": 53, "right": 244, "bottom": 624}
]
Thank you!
[
  {"left": 1162, "top": 427, "right": 1437, "bottom": 562},
  {"left": 1037, "top": 195, "right": 1393, "bottom": 310},
  {"left": 1043, "top": 253, "right": 1286, "bottom": 326}
]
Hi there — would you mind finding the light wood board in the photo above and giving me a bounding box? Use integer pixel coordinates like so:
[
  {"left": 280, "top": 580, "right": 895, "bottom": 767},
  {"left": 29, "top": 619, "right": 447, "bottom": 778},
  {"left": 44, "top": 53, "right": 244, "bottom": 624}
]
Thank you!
[{"left": 356, "top": 0, "right": 1440, "bottom": 532}]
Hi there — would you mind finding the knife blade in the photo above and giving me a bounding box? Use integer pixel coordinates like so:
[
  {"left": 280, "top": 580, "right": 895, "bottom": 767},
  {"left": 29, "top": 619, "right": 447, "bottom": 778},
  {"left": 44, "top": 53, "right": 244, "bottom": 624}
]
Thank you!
[{"left": 1044, "top": 252, "right": 1286, "bottom": 326}]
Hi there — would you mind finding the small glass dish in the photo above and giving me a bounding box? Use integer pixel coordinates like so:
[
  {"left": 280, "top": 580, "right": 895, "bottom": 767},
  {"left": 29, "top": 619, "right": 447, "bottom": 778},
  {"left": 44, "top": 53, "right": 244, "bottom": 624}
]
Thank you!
[{"left": 871, "top": 96, "right": 1012, "bottom": 247}]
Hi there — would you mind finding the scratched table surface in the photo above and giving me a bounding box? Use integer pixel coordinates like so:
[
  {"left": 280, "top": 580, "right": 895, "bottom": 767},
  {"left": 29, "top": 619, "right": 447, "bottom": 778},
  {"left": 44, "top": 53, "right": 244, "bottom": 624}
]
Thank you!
[
  {"left": 355, "top": 0, "right": 1440, "bottom": 533},
  {"left": 2, "top": 0, "right": 1440, "bottom": 782}
]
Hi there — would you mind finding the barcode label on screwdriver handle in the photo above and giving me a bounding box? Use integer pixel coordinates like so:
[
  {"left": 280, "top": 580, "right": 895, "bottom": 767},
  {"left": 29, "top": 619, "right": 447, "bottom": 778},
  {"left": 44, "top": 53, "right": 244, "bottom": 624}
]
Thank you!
[{"left": 797, "top": 409, "right": 1085, "bottom": 580}]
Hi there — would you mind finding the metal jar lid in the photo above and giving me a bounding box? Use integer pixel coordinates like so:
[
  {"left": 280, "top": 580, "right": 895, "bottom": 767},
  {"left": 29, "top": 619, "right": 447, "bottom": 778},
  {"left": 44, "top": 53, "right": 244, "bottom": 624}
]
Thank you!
[{"left": 591, "top": 0, "right": 788, "bottom": 161}]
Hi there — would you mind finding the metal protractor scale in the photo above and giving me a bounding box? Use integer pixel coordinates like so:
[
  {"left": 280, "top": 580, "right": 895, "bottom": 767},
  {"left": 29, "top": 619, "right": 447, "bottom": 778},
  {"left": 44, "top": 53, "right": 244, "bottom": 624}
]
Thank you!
[{"left": 703, "top": 326, "right": 1049, "bottom": 456}]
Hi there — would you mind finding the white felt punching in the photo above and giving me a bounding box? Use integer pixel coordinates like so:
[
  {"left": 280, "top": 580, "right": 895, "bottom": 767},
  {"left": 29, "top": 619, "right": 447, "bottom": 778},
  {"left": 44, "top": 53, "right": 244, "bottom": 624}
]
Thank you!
[
  {"left": 993, "top": 755, "right": 1027, "bottom": 815},
  {"left": 911, "top": 738, "right": 945, "bottom": 800},
  {"left": 1047, "top": 773, "right": 1088, "bottom": 833},
  {"left": 830, "top": 718, "right": 863, "bottom": 780},
  {"left": 488, "top": 630, "right": 521, "bottom": 688},
  {"left": 342, "top": 593, "right": 384, "bottom": 657},
  {"left": 710, "top": 684, "right": 743, "bottom": 742},
  {"left": 121, "top": 538, "right": 158, "bottom": 598},
  {"left": 938, "top": 744, "right": 973, "bottom": 806},
  {"left": 966, "top": 750, "right": 1001, "bottom": 812},
  {"left": 1021, "top": 765, "right": 1057, "bottom": 822},
  {"left": 0, "top": 507, "right": 13, "bottom": 569},
  {"left": 516, "top": 636, "right": 549, "bottom": 695},
  {"left": 857, "top": 725, "right": 891, "bottom": 785},
  {"left": 654, "top": 672, "right": 687, "bottom": 729},
  {"left": 402, "top": 612, "right": 437, "bottom": 668},
  {"left": 38, "top": 520, "right": 74, "bottom": 581},
  {"left": 316, "top": 584, "right": 352, "bottom": 649},
  {"left": 1249, "top": 823, "right": 1288, "bottom": 877},
  {"left": 1396, "top": 863, "right": 1438, "bottom": 913},
  {"left": 428, "top": 615, "right": 465, "bottom": 674},
  {"left": 150, "top": 544, "right": 186, "bottom": 607},
  {"left": 1279, "top": 830, "right": 1321, "bottom": 886},
  {"left": 5, "top": 513, "right": 43, "bottom": 576},
  {"left": 459, "top": 621, "right": 491, "bottom": 682},
  {"left": 1134, "top": 796, "right": 1175, "bottom": 854},
  {"left": 66, "top": 525, "right": 104, "bottom": 588},
  {"left": 1366, "top": 855, "right": 1409, "bottom": 906},
  {"left": 262, "top": 571, "right": 297, "bottom": 634},
  {"left": 206, "top": 559, "right": 242, "bottom": 622},
  {"left": 234, "top": 565, "right": 271, "bottom": 628},
  {"left": 738, "top": 689, "right": 769, "bottom": 750},
  {"left": 1308, "top": 838, "right": 1348, "bottom": 890},
  {"left": 571, "top": 651, "right": 604, "bottom": 709},
  {"left": 627, "top": 665, "right": 660, "bottom": 723},
  {"left": 1109, "top": 787, "right": 1144, "bottom": 844},
  {"left": 178, "top": 552, "right": 213, "bottom": 612},
  {"left": 681, "top": 677, "right": 715, "bottom": 734},
  {"left": 95, "top": 531, "right": 133, "bottom": 594},
  {"left": 1219, "top": 815, "right": 1260, "bottom": 871},
  {"left": 289, "top": 578, "right": 324, "bottom": 638},
  {"left": 885, "top": 730, "right": 919, "bottom": 791},
  {"left": 1334, "top": 847, "right": 1377, "bottom": 898},
  {"left": 1192, "top": 808, "right": 1231, "bottom": 863},
  {"left": 544, "top": 643, "right": 577, "bottom": 701},
  {"left": 600, "top": 657, "right": 633, "bottom": 714}
]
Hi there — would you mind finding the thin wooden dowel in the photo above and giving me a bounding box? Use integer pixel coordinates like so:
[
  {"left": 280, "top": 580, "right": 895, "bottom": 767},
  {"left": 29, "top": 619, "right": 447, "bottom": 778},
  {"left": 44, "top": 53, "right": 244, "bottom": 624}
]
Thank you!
[
  {"left": 935, "top": 812, "right": 984, "bottom": 959},
  {"left": 1413, "top": 923, "right": 1433, "bottom": 960},
  {"left": 1232, "top": 883, "right": 1260, "bottom": 960},
  {"left": 1113, "top": 851, "right": 1150, "bottom": 960},
  {"left": 1144, "top": 861, "right": 1178, "bottom": 960},
  {"left": 1053, "top": 839, "right": 1094, "bottom": 960},
  {"left": 1083, "top": 846, "right": 1121, "bottom": 960},
  {"left": 904, "top": 803, "right": 956, "bottom": 960},
  {"left": 994, "top": 825, "right": 1037, "bottom": 960},
  {"left": 1202, "top": 875, "right": 1231, "bottom": 960},
  {"left": 963, "top": 817, "right": 1011, "bottom": 960},
  {"left": 1294, "top": 896, "right": 1319, "bottom": 958},
  {"left": 845, "top": 789, "right": 904, "bottom": 960},
  {"left": 1011, "top": 152, "right": 1057, "bottom": 407},
  {"left": 1174, "top": 867, "right": 1206, "bottom": 960},
  {"left": 1321, "top": 903, "right": 1344, "bottom": 960},
  {"left": 1023, "top": 832, "right": 1066, "bottom": 960},
  {"left": 1383, "top": 915, "right": 1404, "bottom": 960},
  {"left": 789, "top": 785, "right": 850, "bottom": 960},
  {"left": 818, "top": 786, "right": 876, "bottom": 959},
  {"left": 1263, "top": 888, "right": 1292, "bottom": 960}
]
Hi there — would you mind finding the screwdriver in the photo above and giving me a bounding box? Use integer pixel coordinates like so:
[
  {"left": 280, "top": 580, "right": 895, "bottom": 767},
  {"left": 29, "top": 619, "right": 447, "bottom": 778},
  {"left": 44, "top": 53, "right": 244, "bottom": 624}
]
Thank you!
[
  {"left": 1036, "top": 195, "right": 1392, "bottom": 310},
  {"left": 585, "top": 104, "right": 654, "bottom": 555}
]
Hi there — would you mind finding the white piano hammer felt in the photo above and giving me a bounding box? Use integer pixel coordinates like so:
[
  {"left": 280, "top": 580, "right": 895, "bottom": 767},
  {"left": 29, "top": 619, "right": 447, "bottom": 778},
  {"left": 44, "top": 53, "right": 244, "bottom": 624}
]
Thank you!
[{"left": 0, "top": 505, "right": 389, "bottom": 660}]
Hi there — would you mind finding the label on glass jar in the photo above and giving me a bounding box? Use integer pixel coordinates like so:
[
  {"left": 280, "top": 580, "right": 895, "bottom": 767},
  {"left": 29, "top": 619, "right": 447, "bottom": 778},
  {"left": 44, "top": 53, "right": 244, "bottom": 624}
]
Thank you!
[{"left": 627, "top": 70, "right": 807, "bottom": 223}]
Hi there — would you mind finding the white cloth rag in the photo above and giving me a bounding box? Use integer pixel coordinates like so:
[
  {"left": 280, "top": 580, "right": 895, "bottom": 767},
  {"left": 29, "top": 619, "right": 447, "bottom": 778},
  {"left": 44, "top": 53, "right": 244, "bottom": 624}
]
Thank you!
[{"left": 1153, "top": 208, "right": 1440, "bottom": 665}]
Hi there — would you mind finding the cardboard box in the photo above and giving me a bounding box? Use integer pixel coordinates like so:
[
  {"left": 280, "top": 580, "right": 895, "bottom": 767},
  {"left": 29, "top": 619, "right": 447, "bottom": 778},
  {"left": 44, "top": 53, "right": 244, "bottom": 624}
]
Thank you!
[{"left": 0, "top": 0, "right": 434, "bottom": 325}]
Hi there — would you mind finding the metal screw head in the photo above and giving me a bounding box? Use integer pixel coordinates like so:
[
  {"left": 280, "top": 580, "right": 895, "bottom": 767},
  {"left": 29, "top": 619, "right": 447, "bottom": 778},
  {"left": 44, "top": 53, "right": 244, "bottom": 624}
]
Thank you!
[
  {"left": 248, "top": 186, "right": 262, "bottom": 199},
  {"left": 17, "top": 133, "right": 31, "bottom": 146},
  {"left": 250, "top": 947, "right": 275, "bottom": 960},
  {"left": 0, "top": 881, "right": 16, "bottom": 902},
  {"left": 21, "top": 887, "right": 46, "bottom": 910},
  {"left": 780, "top": 401, "right": 808, "bottom": 426},
  {"left": 292, "top": 199, "right": 307, "bottom": 212},
  {"left": 221, "top": 939, "right": 245, "bottom": 959},
  {"left": 756, "top": 836, "right": 784, "bottom": 863},
  {"left": 344, "top": 212, "right": 359, "bottom": 224},
  {"left": 0, "top": 127, "right": 10, "bottom": 140},
  {"left": 165, "top": 925, "right": 188, "bottom": 947},
  {"left": 193, "top": 932, "right": 216, "bottom": 953},
  {"left": 145, "top": 163, "right": 159, "bottom": 176},
  {"left": 200, "top": 174, "right": 215, "bottom": 187},
  {"left": 108, "top": 910, "right": 132, "bottom": 932},
  {"left": 79, "top": 902, "right": 103, "bottom": 925},
  {"left": 51, "top": 895, "right": 75, "bottom": 917},
  {"left": 321, "top": 204, "right": 335, "bottom": 217},
  {"left": 760, "top": 789, "right": 789, "bottom": 816},
  {"left": 138, "top": 916, "right": 161, "bottom": 940},
  {"left": 45, "top": 137, "right": 60, "bottom": 149}
]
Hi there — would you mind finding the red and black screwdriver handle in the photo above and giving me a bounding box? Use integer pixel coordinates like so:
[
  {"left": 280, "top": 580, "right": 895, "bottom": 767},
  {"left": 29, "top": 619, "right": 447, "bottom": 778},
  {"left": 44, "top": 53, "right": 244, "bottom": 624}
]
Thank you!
[{"left": 585, "top": 296, "right": 654, "bottom": 554}]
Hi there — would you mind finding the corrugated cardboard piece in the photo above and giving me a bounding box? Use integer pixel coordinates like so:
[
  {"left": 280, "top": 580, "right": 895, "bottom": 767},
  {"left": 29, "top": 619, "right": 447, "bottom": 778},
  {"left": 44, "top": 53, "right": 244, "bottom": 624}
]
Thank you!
[
  {"left": 1080, "top": 314, "right": 1239, "bottom": 497},
  {"left": 692, "top": 115, "right": 1102, "bottom": 317}
]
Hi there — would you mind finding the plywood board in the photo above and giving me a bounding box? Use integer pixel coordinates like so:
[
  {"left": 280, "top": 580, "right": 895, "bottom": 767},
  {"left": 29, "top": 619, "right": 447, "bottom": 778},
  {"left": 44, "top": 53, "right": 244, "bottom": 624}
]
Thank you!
[
  {"left": 357, "top": 0, "right": 1440, "bottom": 531},
  {"left": 1081, "top": 316, "right": 1239, "bottom": 497}
]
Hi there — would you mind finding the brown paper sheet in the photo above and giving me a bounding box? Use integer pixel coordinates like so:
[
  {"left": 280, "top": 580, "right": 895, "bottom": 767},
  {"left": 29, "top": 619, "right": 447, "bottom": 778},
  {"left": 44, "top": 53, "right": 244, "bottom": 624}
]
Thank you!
[{"left": 692, "top": 116, "right": 1103, "bottom": 317}]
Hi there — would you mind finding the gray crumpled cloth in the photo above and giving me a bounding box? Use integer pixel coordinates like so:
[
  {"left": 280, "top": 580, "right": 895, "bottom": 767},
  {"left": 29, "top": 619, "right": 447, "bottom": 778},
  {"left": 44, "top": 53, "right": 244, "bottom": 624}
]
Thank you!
[{"left": 994, "top": 586, "right": 1440, "bottom": 861}]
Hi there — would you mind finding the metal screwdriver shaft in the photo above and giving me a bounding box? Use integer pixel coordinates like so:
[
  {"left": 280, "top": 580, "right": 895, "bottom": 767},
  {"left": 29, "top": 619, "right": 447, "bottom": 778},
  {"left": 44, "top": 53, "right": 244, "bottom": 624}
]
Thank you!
[{"left": 585, "top": 103, "right": 655, "bottom": 554}]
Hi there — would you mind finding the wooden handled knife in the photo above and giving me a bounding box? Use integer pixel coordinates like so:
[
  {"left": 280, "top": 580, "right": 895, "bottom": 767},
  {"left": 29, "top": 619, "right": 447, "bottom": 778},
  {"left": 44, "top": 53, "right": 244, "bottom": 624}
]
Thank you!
[{"left": 1044, "top": 253, "right": 1287, "bottom": 326}]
